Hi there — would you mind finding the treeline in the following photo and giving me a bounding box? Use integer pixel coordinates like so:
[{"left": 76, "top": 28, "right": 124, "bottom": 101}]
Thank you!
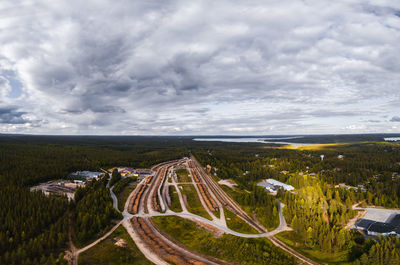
[
  {"left": 352, "top": 236, "right": 400, "bottom": 264},
  {"left": 280, "top": 182, "right": 356, "bottom": 253},
  {"left": 0, "top": 140, "right": 187, "bottom": 186},
  {"left": 112, "top": 177, "right": 134, "bottom": 194},
  {"left": 233, "top": 185, "right": 279, "bottom": 229},
  {"left": 2, "top": 135, "right": 400, "bottom": 264},
  {"left": 109, "top": 169, "right": 121, "bottom": 187},
  {"left": 194, "top": 143, "right": 400, "bottom": 208},
  {"left": 72, "top": 177, "right": 121, "bottom": 245},
  {"left": 0, "top": 136, "right": 189, "bottom": 264},
  {"left": 0, "top": 182, "right": 69, "bottom": 265}
]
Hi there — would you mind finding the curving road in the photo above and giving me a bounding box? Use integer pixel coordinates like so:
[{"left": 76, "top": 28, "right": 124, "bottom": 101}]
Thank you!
[
  {"left": 70, "top": 180, "right": 123, "bottom": 265},
  {"left": 72, "top": 158, "right": 320, "bottom": 265}
]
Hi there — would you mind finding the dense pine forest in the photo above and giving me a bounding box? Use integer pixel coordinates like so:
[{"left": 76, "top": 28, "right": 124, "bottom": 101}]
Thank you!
[
  {"left": 0, "top": 184, "right": 69, "bottom": 265},
  {"left": 72, "top": 176, "right": 121, "bottom": 246},
  {"left": 1, "top": 135, "right": 400, "bottom": 264},
  {"left": 192, "top": 140, "right": 400, "bottom": 264},
  {"left": 0, "top": 136, "right": 187, "bottom": 265}
]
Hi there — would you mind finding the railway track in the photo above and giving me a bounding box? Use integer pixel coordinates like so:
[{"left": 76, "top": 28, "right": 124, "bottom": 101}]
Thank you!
[
  {"left": 189, "top": 156, "right": 319, "bottom": 265},
  {"left": 189, "top": 156, "right": 266, "bottom": 233},
  {"left": 126, "top": 157, "right": 319, "bottom": 265},
  {"left": 131, "top": 217, "right": 219, "bottom": 265},
  {"left": 128, "top": 160, "right": 222, "bottom": 265},
  {"left": 189, "top": 165, "right": 218, "bottom": 212},
  {"left": 268, "top": 236, "right": 320, "bottom": 265}
]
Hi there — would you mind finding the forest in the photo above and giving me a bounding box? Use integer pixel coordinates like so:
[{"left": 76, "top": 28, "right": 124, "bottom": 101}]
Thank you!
[
  {"left": 192, "top": 140, "right": 400, "bottom": 264},
  {"left": 1, "top": 135, "right": 400, "bottom": 264},
  {"left": 72, "top": 176, "right": 121, "bottom": 246},
  {"left": 0, "top": 136, "right": 187, "bottom": 264},
  {"left": 0, "top": 182, "right": 69, "bottom": 265}
]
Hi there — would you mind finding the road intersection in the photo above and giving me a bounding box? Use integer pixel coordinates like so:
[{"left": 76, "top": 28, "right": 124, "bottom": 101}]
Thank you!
[{"left": 72, "top": 156, "right": 319, "bottom": 265}]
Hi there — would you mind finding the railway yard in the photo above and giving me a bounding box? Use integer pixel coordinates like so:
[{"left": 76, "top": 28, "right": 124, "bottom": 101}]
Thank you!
[
  {"left": 117, "top": 156, "right": 318, "bottom": 265},
  {"left": 72, "top": 156, "right": 319, "bottom": 264}
]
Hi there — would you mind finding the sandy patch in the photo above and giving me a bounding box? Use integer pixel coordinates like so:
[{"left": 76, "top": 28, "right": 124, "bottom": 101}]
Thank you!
[{"left": 218, "top": 179, "right": 237, "bottom": 189}]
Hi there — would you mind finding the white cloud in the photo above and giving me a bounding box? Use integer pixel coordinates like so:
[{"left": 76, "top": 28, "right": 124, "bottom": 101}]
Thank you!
[{"left": 0, "top": 0, "right": 399, "bottom": 134}]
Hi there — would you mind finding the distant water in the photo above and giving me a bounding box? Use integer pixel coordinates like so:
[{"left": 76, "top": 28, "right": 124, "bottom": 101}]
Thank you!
[
  {"left": 384, "top": 137, "right": 400, "bottom": 142},
  {"left": 193, "top": 136, "right": 306, "bottom": 145},
  {"left": 193, "top": 138, "right": 264, "bottom": 143}
]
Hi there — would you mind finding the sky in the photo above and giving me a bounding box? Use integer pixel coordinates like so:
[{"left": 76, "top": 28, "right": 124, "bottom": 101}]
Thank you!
[{"left": 0, "top": 0, "right": 400, "bottom": 135}]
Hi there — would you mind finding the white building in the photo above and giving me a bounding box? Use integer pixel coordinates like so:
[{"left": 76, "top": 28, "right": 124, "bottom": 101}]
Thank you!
[
  {"left": 258, "top": 179, "right": 294, "bottom": 193},
  {"left": 265, "top": 179, "right": 294, "bottom": 191}
]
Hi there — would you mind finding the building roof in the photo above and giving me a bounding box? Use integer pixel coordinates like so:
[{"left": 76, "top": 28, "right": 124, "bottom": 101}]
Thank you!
[
  {"left": 388, "top": 214, "right": 400, "bottom": 227},
  {"left": 266, "top": 179, "right": 294, "bottom": 191},
  {"left": 355, "top": 219, "right": 375, "bottom": 230},
  {"left": 356, "top": 214, "right": 400, "bottom": 236},
  {"left": 257, "top": 182, "right": 278, "bottom": 191},
  {"left": 368, "top": 222, "right": 396, "bottom": 234}
]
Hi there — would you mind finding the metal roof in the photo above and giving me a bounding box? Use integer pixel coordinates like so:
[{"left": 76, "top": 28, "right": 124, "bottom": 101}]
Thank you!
[
  {"left": 388, "top": 214, "right": 400, "bottom": 227},
  {"left": 355, "top": 219, "right": 375, "bottom": 229},
  {"left": 368, "top": 222, "right": 396, "bottom": 234}
]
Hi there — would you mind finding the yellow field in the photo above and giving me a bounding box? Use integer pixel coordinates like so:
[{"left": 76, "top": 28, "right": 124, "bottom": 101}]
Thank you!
[{"left": 265, "top": 143, "right": 348, "bottom": 151}]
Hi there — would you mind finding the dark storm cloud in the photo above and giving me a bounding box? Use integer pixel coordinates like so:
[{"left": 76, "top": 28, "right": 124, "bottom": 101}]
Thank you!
[
  {"left": 0, "top": 106, "right": 27, "bottom": 124},
  {"left": 0, "top": 0, "right": 399, "bottom": 134}
]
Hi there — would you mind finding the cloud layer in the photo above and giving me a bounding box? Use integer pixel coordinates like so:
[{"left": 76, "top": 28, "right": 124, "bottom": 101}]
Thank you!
[{"left": 0, "top": 0, "right": 399, "bottom": 135}]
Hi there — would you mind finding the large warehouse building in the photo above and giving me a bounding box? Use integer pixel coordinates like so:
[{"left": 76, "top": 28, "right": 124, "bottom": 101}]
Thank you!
[
  {"left": 257, "top": 178, "right": 294, "bottom": 194},
  {"left": 355, "top": 214, "right": 400, "bottom": 237}
]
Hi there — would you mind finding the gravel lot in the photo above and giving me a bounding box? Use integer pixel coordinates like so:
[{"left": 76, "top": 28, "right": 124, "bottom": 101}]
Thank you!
[{"left": 363, "top": 208, "right": 400, "bottom": 222}]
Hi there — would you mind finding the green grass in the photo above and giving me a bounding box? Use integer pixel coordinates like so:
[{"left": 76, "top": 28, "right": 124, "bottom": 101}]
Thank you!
[
  {"left": 169, "top": 185, "right": 182, "bottom": 212},
  {"left": 179, "top": 184, "right": 212, "bottom": 220},
  {"left": 152, "top": 215, "right": 296, "bottom": 265},
  {"left": 213, "top": 208, "right": 220, "bottom": 219},
  {"left": 117, "top": 183, "right": 136, "bottom": 212},
  {"left": 244, "top": 205, "right": 279, "bottom": 231},
  {"left": 210, "top": 172, "right": 221, "bottom": 182},
  {"left": 275, "top": 231, "right": 350, "bottom": 265},
  {"left": 79, "top": 226, "right": 152, "bottom": 265},
  {"left": 224, "top": 208, "right": 259, "bottom": 234},
  {"left": 175, "top": 168, "right": 191, "bottom": 182},
  {"left": 220, "top": 185, "right": 279, "bottom": 231},
  {"left": 220, "top": 184, "right": 242, "bottom": 198}
]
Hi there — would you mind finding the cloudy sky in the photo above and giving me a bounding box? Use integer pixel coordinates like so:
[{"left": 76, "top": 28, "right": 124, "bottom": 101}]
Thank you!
[{"left": 0, "top": 0, "right": 400, "bottom": 135}]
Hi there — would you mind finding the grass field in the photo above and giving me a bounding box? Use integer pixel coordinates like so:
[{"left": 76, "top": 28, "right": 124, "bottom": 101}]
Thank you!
[
  {"left": 213, "top": 208, "right": 220, "bottom": 219},
  {"left": 175, "top": 168, "right": 191, "bottom": 182},
  {"left": 220, "top": 185, "right": 279, "bottom": 231},
  {"left": 152, "top": 215, "right": 296, "bottom": 265},
  {"left": 224, "top": 208, "right": 259, "bottom": 234},
  {"left": 169, "top": 185, "right": 182, "bottom": 212},
  {"left": 179, "top": 184, "right": 212, "bottom": 220},
  {"left": 117, "top": 183, "right": 136, "bottom": 212},
  {"left": 79, "top": 226, "right": 151, "bottom": 265},
  {"left": 220, "top": 184, "right": 242, "bottom": 199},
  {"left": 275, "top": 231, "right": 350, "bottom": 264},
  {"left": 243, "top": 205, "right": 279, "bottom": 231}
]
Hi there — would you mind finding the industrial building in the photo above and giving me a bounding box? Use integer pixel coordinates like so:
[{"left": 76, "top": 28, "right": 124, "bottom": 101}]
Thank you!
[
  {"left": 116, "top": 167, "right": 154, "bottom": 178},
  {"left": 354, "top": 214, "right": 400, "bottom": 237},
  {"left": 257, "top": 178, "right": 294, "bottom": 194},
  {"left": 69, "top": 171, "right": 104, "bottom": 180}
]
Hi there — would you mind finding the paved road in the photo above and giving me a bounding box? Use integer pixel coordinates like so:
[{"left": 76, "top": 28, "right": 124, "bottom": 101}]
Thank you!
[
  {"left": 73, "top": 159, "right": 318, "bottom": 265},
  {"left": 187, "top": 160, "right": 226, "bottom": 226},
  {"left": 71, "top": 181, "right": 124, "bottom": 264},
  {"left": 270, "top": 199, "right": 292, "bottom": 236},
  {"left": 76, "top": 220, "right": 123, "bottom": 255},
  {"left": 170, "top": 170, "right": 190, "bottom": 213},
  {"left": 110, "top": 186, "right": 120, "bottom": 212},
  {"left": 131, "top": 200, "right": 290, "bottom": 238}
]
